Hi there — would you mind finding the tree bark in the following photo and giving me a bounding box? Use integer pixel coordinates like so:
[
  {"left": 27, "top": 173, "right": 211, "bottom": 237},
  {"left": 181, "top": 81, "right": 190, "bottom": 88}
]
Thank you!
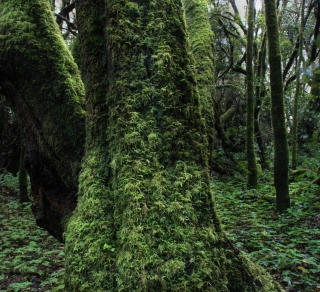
[
  {"left": 1, "top": 0, "right": 283, "bottom": 290},
  {"left": 291, "top": 0, "right": 305, "bottom": 170},
  {"left": 246, "top": 0, "right": 258, "bottom": 188},
  {"left": 254, "top": 32, "right": 267, "bottom": 169},
  {"left": 0, "top": 0, "right": 85, "bottom": 241},
  {"left": 182, "top": 0, "right": 216, "bottom": 170},
  {"left": 64, "top": 0, "right": 283, "bottom": 290},
  {"left": 264, "top": 0, "right": 290, "bottom": 213},
  {"left": 304, "top": 1, "right": 320, "bottom": 138},
  {"left": 19, "top": 140, "right": 29, "bottom": 203}
]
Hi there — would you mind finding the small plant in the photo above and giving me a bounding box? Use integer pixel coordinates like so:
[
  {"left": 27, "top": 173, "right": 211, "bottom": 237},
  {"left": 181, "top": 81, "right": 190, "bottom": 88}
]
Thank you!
[{"left": 0, "top": 189, "right": 64, "bottom": 291}]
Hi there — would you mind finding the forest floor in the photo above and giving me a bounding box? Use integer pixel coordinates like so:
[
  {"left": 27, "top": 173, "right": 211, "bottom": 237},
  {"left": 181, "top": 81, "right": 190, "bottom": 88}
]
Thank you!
[
  {"left": 0, "top": 172, "right": 320, "bottom": 291},
  {"left": 214, "top": 177, "right": 320, "bottom": 292},
  {"left": 0, "top": 186, "right": 65, "bottom": 292}
]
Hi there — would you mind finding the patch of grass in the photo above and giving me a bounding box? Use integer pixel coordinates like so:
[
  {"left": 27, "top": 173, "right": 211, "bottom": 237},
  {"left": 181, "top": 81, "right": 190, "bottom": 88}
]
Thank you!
[
  {"left": 0, "top": 184, "right": 64, "bottom": 291},
  {"left": 213, "top": 178, "right": 320, "bottom": 292}
]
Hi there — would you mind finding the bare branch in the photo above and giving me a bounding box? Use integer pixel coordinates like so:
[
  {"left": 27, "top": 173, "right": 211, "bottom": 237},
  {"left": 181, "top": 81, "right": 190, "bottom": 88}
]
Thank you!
[
  {"left": 55, "top": 13, "right": 78, "bottom": 32},
  {"left": 283, "top": 1, "right": 316, "bottom": 81},
  {"left": 55, "top": 1, "right": 76, "bottom": 26}
]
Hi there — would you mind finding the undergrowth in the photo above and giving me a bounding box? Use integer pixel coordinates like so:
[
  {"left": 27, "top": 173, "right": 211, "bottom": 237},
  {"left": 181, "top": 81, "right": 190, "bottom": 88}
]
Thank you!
[
  {"left": 0, "top": 176, "right": 64, "bottom": 292},
  {"left": 213, "top": 175, "right": 320, "bottom": 292},
  {"left": 1, "top": 168, "right": 320, "bottom": 291}
]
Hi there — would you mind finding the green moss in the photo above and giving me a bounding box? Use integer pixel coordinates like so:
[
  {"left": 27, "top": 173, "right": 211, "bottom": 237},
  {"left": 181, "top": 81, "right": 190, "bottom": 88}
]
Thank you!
[
  {"left": 64, "top": 0, "right": 283, "bottom": 291},
  {"left": 264, "top": 0, "right": 290, "bottom": 212},
  {"left": 246, "top": 0, "right": 258, "bottom": 188},
  {"left": 182, "top": 0, "right": 215, "bottom": 163},
  {"left": 0, "top": 0, "right": 85, "bottom": 189}
]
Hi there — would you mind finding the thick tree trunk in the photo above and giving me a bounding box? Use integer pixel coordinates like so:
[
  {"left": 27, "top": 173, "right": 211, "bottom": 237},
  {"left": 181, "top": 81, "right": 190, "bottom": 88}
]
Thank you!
[
  {"left": 64, "top": 0, "right": 283, "bottom": 291},
  {"left": 1, "top": 0, "right": 283, "bottom": 290},
  {"left": 0, "top": 0, "right": 85, "bottom": 241},
  {"left": 246, "top": 0, "right": 258, "bottom": 188},
  {"left": 264, "top": 0, "right": 290, "bottom": 212}
]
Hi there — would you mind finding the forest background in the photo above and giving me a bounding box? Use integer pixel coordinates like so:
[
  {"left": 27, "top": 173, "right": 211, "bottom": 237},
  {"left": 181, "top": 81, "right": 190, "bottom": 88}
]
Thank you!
[{"left": 0, "top": 0, "right": 320, "bottom": 291}]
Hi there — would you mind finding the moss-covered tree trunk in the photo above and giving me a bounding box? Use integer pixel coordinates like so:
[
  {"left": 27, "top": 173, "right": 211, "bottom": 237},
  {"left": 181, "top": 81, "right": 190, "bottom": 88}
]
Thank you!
[
  {"left": 0, "top": 0, "right": 85, "bottom": 240},
  {"left": 254, "top": 32, "right": 267, "bottom": 169},
  {"left": 19, "top": 140, "right": 29, "bottom": 203},
  {"left": 64, "top": 0, "right": 283, "bottom": 291},
  {"left": 182, "top": 0, "right": 216, "bottom": 169},
  {"left": 1, "top": 0, "right": 283, "bottom": 290},
  {"left": 264, "top": 0, "right": 290, "bottom": 212},
  {"left": 291, "top": 0, "right": 305, "bottom": 170},
  {"left": 246, "top": 0, "right": 258, "bottom": 188}
]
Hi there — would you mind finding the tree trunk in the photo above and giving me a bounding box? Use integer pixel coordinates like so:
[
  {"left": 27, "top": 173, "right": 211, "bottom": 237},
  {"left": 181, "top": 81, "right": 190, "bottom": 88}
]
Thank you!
[
  {"left": 304, "top": 1, "right": 320, "bottom": 138},
  {"left": 291, "top": 0, "right": 305, "bottom": 170},
  {"left": 183, "top": 0, "right": 216, "bottom": 170},
  {"left": 264, "top": 0, "right": 290, "bottom": 213},
  {"left": 0, "top": 100, "right": 21, "bottom": 175},
  {"left": 254, "top": 32, "right": 268, "bottom": 169},
  {"left": 1, "top": 0, "right": 283, "bottom": 290},
  {"left": 64, "top": 0, "right": 282, "bottom": 290},
  {"left": 214, "top": 103, "right": 235, "bottom": 152},
  {"left": 0, "top": 0, "right": 85, "bottom": 241},
  {"left": 246, "top": 0, "right": 258, "bottom": 188},
  {"left": 19, "top": 140, "right": 29, "bottom": 203}
]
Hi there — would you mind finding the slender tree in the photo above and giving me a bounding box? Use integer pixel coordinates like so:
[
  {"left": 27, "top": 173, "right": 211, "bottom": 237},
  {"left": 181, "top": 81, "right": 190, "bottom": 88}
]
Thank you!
[
  {"left": 292, "top": 0, "right": 305, "bottom": 170},
  {"left": 19, "top": 140, "right": 29, "bottom": 203},
  {"left": 246, "top": 0, "right": 258, "bottom": 188},
  {"left": 254, "top": 32, "right": 268, "bottom": 168},
  {"left": 264, "top": 0, "right": 290, "bottom": 212},
  {"left": 1, "top": 0, "right": 283, "bottom": 291}
]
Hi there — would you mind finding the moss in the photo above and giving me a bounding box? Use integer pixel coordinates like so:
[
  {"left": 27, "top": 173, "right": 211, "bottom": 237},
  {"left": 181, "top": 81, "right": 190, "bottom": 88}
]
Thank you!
[
  {"left": 257, "top": 164, "right": 263, "bottom": 177},
  {"left": 182, "top": 0, "right": 216, "bottom": 166},
  {"left": 64, "top": 0, "right": 283, "bottom": 291},
  {"left": 0, "top": 0, "right": 85, "bottom": 190},
  {"left": 254, "top": 33, "right": 267, "bottom": 168},
  {"left": 291, "top": 0, "right": 305, "bottom": 170},
  {"left": 264, "top": 0, "right": 290, "bottom": 212},
  {"left": 246, "top": 0, "right": 258, "bottom": 188}
]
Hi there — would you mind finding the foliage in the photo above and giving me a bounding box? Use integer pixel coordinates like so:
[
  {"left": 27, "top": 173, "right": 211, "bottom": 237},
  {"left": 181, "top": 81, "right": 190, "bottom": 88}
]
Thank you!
[
  {"left": 0, "top": 171, "right": 19, "bottom": 194},
  {"left": 213, "top": 176, "right": 320, "bottom": 292},
  {"left": 0, "top": 170, "right": 32, "bottom": 198},
  {"left": 0, "top": 189, "right": 64, "bottom": 291}
]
